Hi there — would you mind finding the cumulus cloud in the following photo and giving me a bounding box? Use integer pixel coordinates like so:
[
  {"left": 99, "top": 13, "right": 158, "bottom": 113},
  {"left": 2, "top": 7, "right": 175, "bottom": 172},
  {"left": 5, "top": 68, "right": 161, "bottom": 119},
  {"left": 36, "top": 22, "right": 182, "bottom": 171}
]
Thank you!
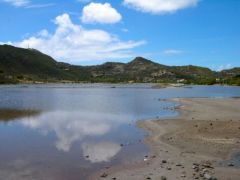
[
  {"left": 6, "top": 13, "right": 144, "bottom": 63},
  {"left": 81, "top": 2, "right": 122, "bottom": 24},
  {"left": 163, "top": 49, "right": 184, "bottom": 55},
  {"left": 123, "top": 0, "right": 200, "bottom": 14}
]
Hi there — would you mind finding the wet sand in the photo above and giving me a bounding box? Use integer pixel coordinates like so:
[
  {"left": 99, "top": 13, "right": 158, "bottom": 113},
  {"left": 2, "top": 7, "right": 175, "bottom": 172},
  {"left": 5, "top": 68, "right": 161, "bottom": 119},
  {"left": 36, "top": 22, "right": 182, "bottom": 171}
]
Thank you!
[{"left": 91, "top": 98, "right": 240, "bottom": 180}]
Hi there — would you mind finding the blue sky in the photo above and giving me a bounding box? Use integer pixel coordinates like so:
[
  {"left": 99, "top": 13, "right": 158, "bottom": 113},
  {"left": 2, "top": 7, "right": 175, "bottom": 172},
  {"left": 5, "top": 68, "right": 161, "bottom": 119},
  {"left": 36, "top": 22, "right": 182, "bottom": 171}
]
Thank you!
[{"left": 0, "top": 0, "right": 239, "bottom": 70}]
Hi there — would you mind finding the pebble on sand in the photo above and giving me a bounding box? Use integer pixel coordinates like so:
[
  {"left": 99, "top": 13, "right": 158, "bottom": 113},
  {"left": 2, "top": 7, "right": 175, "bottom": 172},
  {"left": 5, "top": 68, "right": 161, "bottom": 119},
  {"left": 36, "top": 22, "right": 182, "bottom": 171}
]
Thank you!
[
  {"left": 228, "top": 162, "right": 234, "bottom": 167},
  {"left": 203, "top": 173, "right": 212, "bottom": 180},
  {"left": 162, "top": 160, "right": 167, "bottom": 163},
  {"left": 161, "top": 176, "right": 167, "bottom": 180},
  {"left": 100, "top": 172, "right": 108, "bottom": 178}
]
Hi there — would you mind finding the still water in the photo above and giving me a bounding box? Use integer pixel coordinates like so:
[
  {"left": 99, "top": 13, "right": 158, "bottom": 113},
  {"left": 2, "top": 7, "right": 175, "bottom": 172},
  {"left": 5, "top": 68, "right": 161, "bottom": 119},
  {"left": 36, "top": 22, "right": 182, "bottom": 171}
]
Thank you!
[{"left": 0, "top": 84, "right": 240, "bottom": 180}]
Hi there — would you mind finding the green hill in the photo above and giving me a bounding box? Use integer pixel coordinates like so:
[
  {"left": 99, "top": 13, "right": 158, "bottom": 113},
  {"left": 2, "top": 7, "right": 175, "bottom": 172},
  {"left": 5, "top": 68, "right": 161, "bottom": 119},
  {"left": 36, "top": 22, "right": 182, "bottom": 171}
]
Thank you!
[
  {"left": 0, "top": 45, "right": 239, "bottom": 85},
  {"left": 0, "top": 45, "right": 91, "bottom": 83},
  {"left": 218, "top": 68, "right": 240, "bottom": 85}
]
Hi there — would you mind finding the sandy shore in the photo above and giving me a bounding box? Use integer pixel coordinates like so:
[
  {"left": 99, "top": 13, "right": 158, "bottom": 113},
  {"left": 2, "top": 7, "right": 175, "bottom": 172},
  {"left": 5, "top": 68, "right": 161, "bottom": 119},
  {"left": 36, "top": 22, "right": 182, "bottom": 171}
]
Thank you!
[{"left": 91, "top": 98, "right": 240, "bottom": 180}]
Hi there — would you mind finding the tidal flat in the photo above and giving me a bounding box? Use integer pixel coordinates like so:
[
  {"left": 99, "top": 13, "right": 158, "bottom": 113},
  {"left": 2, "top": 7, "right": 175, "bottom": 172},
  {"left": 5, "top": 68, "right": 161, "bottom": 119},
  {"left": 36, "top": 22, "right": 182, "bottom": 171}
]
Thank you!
[{"left": 100, "top": 98, "right": 240, "bottom": 180}]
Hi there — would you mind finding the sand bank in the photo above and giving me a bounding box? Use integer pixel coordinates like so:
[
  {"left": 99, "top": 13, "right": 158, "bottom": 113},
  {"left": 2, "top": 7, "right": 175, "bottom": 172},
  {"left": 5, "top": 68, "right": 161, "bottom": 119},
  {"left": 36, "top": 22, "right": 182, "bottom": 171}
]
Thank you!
[{"left": 91, "top": 98, "right": 240, "bottom": 180}]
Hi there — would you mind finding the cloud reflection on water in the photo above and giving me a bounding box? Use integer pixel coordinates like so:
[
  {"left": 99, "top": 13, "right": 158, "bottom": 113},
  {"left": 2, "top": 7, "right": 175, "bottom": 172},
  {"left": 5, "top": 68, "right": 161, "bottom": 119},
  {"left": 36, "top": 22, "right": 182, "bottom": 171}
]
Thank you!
[
  {"left": 19, "top": 110, "right": 131, "bottom": 156},
  {"left": 82, "top": 142, "right": 121, "bottom": 163}
]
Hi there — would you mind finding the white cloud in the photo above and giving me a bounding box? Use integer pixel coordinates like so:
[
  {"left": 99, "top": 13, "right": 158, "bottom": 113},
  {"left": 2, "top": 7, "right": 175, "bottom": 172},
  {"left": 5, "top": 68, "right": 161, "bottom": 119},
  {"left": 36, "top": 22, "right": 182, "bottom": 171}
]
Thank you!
[
  {"left": 25, "top": 3, "right": 55, "bottom": 9},
  {"left": 163, "top": 49, "right": 184, "bottom": 55},
  {"left": 215, "top": 64, "right": 232, "bottom": 71},
  {"left": 5, "top": 13, "right": 144, "bottom": 63},
  {"left": 81, "top": 2, "right": 122, "bottom": 24},
  {"left": 37, "top": 29, "right": 49, "bottom": 38},
  {"left": 3, "top": 0, "right": 30, "bottom": 7},
  {"left": 122, "top": 28, "right": 129, "bottom": 32},
  {"left": 123, "top": 0, "right": 200, "bottom": 14},
  {"left": 2, "top": 0, "right": 55, "bottom": 8}
]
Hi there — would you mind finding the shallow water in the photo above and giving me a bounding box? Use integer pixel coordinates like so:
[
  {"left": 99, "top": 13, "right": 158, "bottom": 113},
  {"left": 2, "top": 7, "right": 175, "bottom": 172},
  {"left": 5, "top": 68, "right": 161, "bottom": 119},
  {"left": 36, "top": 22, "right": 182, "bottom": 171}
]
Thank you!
[
  {"left": 0, "top": 84, "right": 240, "bottom": 180},
  {"left": 220, "top": 152, "right": 240, "bottom": 168}
]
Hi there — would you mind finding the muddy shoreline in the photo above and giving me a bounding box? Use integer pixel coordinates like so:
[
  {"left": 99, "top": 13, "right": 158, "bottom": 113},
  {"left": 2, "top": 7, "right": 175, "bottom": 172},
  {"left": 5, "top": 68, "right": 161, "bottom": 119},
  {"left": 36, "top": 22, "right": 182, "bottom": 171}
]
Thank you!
[{"left": 91, "top": 98, "right": 240, "bottom": 180}]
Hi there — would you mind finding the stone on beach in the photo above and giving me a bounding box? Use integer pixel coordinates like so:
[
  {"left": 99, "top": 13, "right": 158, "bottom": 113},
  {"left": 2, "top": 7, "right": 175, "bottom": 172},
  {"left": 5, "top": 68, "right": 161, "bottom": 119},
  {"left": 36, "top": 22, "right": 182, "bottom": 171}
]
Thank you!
[
  {"left": 228, "top": 162, "right": 234, "bottom": 167},
  {"left": 100, "top": 172, "right": 108, "bottom": 178},
  {"left": 162, "top": 160, "right": 167, "bottom": 163},
  {"left": 203, "top": 173, "right": 212, "bottom": 180},
  {"left": 161, "top": 176, "right": 167, "bottom": 180}
]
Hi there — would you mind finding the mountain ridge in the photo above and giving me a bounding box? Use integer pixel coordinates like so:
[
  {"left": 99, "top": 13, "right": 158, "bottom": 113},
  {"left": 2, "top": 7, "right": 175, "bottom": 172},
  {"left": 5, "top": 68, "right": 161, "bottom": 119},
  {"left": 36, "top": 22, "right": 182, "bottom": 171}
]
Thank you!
[{"left": 0, "top": 45, "right": 239, "bottom": 85}]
